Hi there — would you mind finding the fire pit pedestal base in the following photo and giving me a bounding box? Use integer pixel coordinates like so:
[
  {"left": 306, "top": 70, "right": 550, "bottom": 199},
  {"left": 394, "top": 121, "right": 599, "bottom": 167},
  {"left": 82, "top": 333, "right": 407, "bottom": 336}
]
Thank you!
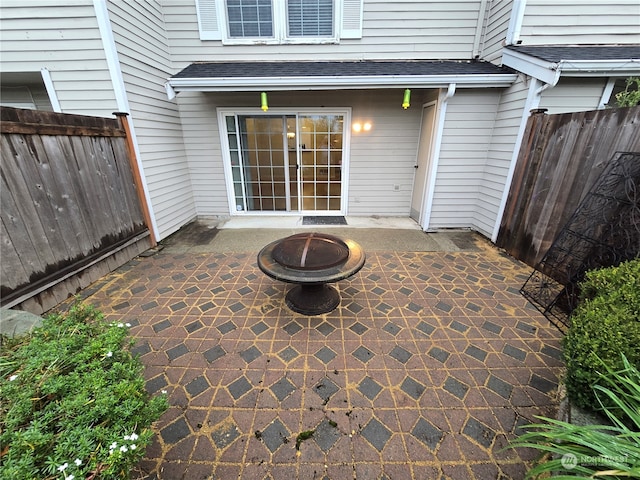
[
  {"left": 285, "top": 283, "right": 340, "bottom": 316},
  {"left": 257, "top": 233, "right": 365, "bottom": 315}
]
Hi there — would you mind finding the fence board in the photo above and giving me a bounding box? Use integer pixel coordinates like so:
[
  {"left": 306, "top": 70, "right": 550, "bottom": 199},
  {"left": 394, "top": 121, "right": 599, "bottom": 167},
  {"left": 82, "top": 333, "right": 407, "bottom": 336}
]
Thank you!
[
  {"left": 0, "top": 107, "right": 150, "bottom": 310},
  {"left": 497, "top": 106, "right": 640, "bottom": 267},
  {"left": 1, "top": 136, "right": 58, "bottom": 270}
]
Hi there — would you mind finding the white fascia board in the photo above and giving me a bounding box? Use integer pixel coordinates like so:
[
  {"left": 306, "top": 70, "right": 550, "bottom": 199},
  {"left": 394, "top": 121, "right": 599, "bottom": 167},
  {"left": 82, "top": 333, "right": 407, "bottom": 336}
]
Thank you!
[
  {"left": 503, "top": 49, "right": 640, "bottom": 84},
  {"left": 559, "top": 59, "right": 640, "bottom": 77},
  {"left": 502, "top": 48, "right": 560, "bottom": 85},
  {"left": 167, "top": 74, "right": 517, "bottom": 92}
]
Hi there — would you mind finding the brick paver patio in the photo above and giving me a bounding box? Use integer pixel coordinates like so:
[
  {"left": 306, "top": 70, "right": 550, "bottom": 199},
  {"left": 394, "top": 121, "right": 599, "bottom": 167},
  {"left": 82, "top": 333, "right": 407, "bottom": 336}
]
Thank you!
[{"left": 62, "top": 232, "right": 564, "bottom": 479}]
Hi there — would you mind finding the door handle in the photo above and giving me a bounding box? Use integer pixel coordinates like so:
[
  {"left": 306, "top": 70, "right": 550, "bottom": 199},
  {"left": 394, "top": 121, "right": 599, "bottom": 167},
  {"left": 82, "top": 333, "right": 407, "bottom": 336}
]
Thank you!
[{"left": 414, "top": 165, "right": 418, "bottom": 169}]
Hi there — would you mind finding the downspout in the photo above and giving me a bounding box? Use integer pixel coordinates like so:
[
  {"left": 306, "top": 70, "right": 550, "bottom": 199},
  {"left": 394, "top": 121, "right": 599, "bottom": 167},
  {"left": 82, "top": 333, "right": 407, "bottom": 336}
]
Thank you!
[
  {"left": 506, "top": 0, "right": 527, "bottom": 45},
  {"left": 40, "top": 68, "right": 61, "bottom": 113},
  {"left": 93, "top": 0, "right": 159, "bottom": 244},
  {"left": 422, "top": 83, "right": 456, "bottom": 231},
  {"left": 472, "top": 0, "right": 489, "bottom": 58},
  {"left": 598, "top": 78, "right": 616, "bottom": 109}
]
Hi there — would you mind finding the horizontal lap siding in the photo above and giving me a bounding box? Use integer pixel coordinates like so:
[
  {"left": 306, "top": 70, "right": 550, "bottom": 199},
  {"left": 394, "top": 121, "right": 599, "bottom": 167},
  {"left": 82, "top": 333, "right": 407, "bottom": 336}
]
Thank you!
[
  {"left": 521, "top": 0, "right": 640, "bottom": 44},
  {"left": 429, "top": 89, "right": 501, "bottom": 232},
  {"left": 477, "top": 78, "right": 529, "bottom": 237},
  {"left": 162, "top": 0, "right": 481, "bottom": 63},
  {"left": 107, "top": 1, "right": 196, "bottom": 240},
  {"left": 0, "top": 1, "right": 116, "bottom": 117},
  {"left": 481, "top": 0, "right": 513, "bottom": 63},
  {"left": 539, "top": 78, "right": 607, "bottom": 114},
  {"left": 175, "top": 89, "right": 422, "bottom": 217},
  {"left": 348, "top": 90, "right": 421, "bottom": 215}
]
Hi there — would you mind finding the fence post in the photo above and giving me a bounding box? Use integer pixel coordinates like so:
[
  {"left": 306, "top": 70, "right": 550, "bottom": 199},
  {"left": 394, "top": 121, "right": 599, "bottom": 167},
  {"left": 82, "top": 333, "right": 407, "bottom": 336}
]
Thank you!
[{"left": 114, "top": 112, "right": 157, "bottom": 247}]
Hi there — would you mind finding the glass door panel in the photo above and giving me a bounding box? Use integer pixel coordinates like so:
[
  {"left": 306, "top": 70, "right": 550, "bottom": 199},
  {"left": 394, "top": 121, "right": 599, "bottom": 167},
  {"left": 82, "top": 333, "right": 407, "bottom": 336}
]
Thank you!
[
  {"left": 298, "top": 114, "right": 343, "bottom": 211},
  {"left": 237, "top": 116, "right": 288, "bottom": 211},
  {"left": 225, "top": 113, "right": 344, "bottom": 213}
]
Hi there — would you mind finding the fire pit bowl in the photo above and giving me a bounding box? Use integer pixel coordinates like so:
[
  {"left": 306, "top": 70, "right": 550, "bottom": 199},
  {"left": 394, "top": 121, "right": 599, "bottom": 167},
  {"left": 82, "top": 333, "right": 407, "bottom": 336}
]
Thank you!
[{"left": 257, "top": 232, "right": 365, "bottom": 315}]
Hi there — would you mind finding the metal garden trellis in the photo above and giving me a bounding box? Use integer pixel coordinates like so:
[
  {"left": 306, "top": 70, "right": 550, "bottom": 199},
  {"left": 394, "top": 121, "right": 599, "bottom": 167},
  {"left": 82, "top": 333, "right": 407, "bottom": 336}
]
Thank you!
[{"left": 520, "top": 151, "right": 640, "bottom": 332}]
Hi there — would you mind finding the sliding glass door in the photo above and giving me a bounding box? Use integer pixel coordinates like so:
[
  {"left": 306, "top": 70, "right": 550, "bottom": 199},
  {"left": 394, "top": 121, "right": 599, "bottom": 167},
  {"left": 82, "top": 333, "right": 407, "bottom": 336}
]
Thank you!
[{"left": 224, "top": 112, "right": 345, "bottom": 213}]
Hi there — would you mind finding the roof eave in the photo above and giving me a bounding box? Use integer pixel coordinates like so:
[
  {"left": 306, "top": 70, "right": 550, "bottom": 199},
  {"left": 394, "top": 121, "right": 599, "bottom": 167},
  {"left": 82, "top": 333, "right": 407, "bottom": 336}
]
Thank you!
[
  {"left": 502, "top": 48, "right": 640, "bottom": 86},
  {"left": 167, "top": 74, "right": 518, "bottom": 92}
]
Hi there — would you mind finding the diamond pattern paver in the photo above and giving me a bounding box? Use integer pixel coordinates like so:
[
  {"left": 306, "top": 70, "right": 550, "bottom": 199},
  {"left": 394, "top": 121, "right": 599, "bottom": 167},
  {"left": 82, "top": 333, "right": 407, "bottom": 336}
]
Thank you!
[
  {"left": 314, "top": 377, "right": 339, "bottom": 403},
  {"left": 260, "top": 419, "right": 290, "bottom": 453},
  {"left": 400, "top": 376, "right": 426, "bottom": 400},
  {"left": 270, "top": 377, "right": 296, "bottom": 401},
  {"left": 358, "top": 376, "right": 383, "bottom": 400},
  {"left": 411, "top": 418, "right": 443, "bottom": 451},
  {"left": 314, "top": 419, "right": 341, "bottom": 452},
  {"left": 228, "top": 376, "right": 252, "bottom": 400},
  {"left": 57, "top": 230, "right": 565, "bottom": 479},
  {"left": 361, "top": 418, "right": 392, "bottom": 452}
]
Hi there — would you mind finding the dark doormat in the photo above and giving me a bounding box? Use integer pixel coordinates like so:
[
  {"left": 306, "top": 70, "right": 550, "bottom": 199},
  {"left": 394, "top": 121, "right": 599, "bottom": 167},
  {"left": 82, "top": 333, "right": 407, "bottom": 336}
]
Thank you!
[{"left": 302, "top": 216, "right": 347, "bottom": 225}]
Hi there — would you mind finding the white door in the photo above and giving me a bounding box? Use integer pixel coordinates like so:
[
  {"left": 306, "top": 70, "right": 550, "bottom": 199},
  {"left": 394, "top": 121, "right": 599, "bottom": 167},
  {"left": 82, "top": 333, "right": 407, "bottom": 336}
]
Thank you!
[{"left": 410, "top": 103, "right": 436, "bottom": 225}]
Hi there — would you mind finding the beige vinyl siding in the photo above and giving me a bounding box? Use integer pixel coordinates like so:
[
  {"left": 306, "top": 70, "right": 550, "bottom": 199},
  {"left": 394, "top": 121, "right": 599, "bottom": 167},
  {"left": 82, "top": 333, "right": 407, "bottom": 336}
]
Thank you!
[
  {"left": 520, "top": 0, "right": 640, "bottom": 45},
  {"left": 480, "top": 0, "right": 513, "bottom": 63},
  {"left": 0, "top": 1, "right": 116, "bottom": 117},
  {"left": 107, "top": 1, "right": 197, "bottom": 240},
  {"left": 163, "top": 0, "right": 483, "bottom": 63},
  {"left": 174, "top": 89, "right": 423, "bottom": 217},
  {"left": 539, "top": 78, "right": 608, "bottom": 114},
  {"left": 477, "top": 78, "right": 529, "bottom": 236},
  {"left": 429, "top": 89, "right": 501, "bottom": 232}
]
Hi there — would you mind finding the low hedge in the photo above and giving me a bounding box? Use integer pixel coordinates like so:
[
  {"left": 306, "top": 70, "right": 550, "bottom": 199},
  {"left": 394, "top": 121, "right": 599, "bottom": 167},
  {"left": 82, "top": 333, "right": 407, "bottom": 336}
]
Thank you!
[
  {"left": 563, "top": 258, "right": 640, "bottom": 413},
  {"left": 0, "top": 303, "right": 168, "bottom": 480}
]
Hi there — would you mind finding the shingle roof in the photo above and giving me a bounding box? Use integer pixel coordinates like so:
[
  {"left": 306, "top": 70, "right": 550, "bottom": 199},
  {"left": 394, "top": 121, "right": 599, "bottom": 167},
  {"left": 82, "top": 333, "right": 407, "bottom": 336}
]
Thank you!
[
  {"left": 172, "top": 60, "right": 511, "bottom": 79},
  {"left": 505, "top": 45, "right": 640, "bottom": 63}
]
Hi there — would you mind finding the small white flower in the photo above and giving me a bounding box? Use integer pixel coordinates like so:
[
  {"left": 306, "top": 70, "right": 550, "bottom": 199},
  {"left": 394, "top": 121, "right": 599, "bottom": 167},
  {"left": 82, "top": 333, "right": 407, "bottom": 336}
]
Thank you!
[
  {"left": 130, "top": 444, "right": 137, "bottom": 450},
  {"left": 123, "top": 434, "right": 130, "bottom": 441},
  {"left": 106, "top": 351, "right": 113, "bottom": 357},
  {"left": 110, "top": 442, "right": 118, "bottom": 449},
  {"left": 130, "top": 433, "right": 139, "bottom": 441},
  {"left": 74, "top": 458, "right": 82, "bottom": 467},
  {"left": 58, "top": 462, "right": 69, "bottom": 471},
  {"left": 161, "top": 390, "right": 167, "bottom": 395},
  {"left": 65, "top": 475, "right": 74, "bottom": 480},
  {"left": 9, "top": 374, "right": 18, "bottom": 381},
  {"left": 120, "top": 445, "right": 128, "bottom": 453},
  {"left": 117, "top": 322, "right": 124, "bottom": 328},
  {"left": 125, "top": 322, "right": 131, "bottom": 327}
]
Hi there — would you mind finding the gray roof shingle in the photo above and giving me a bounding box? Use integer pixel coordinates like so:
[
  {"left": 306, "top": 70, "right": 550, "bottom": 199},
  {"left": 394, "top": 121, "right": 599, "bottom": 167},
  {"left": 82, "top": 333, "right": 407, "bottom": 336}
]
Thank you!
[
  {"left": 505, "top": 45, "right": 640, "bottom": 63},
  {"left": 171, "top": 60, "right": 512, "bottom": 79}
]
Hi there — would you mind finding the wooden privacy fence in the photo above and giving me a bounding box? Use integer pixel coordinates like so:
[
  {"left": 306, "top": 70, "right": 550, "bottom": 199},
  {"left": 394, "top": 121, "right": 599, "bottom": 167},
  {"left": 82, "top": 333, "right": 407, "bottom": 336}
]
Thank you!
[
  {"left": 1, "top": 107, "right": 153, "bottom": 314},
  {"left": 496, "top": 106, "right": 640, "bottom": 267}
]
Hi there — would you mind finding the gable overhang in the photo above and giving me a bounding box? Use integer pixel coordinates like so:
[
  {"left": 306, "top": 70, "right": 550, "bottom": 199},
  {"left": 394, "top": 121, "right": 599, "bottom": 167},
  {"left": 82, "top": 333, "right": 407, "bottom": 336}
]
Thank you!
[
  {"left": 502, "top": 47, "right": 640, "bottom": 87},
  {"left": 165, "top": 61, "right": 517, "bottom": 99}
]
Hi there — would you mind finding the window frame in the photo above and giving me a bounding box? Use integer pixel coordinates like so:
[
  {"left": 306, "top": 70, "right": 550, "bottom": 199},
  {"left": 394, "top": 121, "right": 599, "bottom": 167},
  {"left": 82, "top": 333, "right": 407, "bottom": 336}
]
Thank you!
[{"left": 220, "top": 0, "right": 340, "bottom": 45}]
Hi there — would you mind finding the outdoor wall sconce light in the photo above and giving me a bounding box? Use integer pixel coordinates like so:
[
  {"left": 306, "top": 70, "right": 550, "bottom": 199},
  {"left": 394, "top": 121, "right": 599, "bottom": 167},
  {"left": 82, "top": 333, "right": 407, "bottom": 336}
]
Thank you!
[
  {"left": 402, "top": 89, "right": 411, "bottom": 109},
  {"left": 352, "top": 121, "right": 372, "bottom": 133},
  {"left": 261, "top": 92, "right": 268, "bottom": 111}
]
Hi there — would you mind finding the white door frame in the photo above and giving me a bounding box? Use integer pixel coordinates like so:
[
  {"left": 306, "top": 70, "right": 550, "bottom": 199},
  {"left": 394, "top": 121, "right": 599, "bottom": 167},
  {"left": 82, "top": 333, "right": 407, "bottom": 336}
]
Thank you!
[
  {"left": 410, "top": 101, "right": 437, "bottom": 227},
  {"left": 217, "top": 107, "right": 352, "bottom": 216}
]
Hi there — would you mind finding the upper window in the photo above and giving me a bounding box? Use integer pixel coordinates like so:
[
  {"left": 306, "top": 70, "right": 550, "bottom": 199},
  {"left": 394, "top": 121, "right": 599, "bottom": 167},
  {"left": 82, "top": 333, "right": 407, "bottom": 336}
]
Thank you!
[
  {"left": 287, "top": 0, "right": 334, "bottom": 38},
  {"left": 196, "top": 0, "right": 362, "bottom": 43},
  {"left": 227, "top": 0, "right": 274, "bottom": 38}
]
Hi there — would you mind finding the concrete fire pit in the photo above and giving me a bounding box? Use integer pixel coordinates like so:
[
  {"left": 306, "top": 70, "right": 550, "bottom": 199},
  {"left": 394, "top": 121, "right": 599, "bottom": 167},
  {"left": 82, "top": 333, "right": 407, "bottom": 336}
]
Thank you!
[{"left": 257, "top": 232, "right": 365, "bottom": 315}]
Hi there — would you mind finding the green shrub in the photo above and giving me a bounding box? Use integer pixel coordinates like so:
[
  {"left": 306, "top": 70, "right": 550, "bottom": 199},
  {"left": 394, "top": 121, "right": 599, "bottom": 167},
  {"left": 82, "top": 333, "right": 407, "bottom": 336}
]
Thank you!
[
  {"left": 562, "top": 259, "right": 640, "bottom": 413},
  {"left": 615, "top": 77, "right": 640, "bottom": 107},
  {"left": 0, "top": 303, "right": 168, "bottom": 480},
  {"left": 508, "top": 355, "right": 640, "bottom": 479}
]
